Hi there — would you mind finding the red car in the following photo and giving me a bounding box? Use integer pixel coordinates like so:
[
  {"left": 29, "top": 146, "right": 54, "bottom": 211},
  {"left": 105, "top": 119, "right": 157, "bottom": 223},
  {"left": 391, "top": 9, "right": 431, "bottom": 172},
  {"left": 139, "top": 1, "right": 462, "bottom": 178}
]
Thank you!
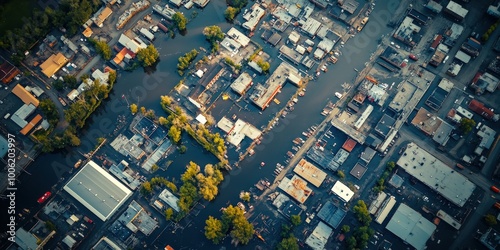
[
  {"left": 409, "top": 54, "right": 419, "bottom": 61},
  {"left": 37, "top": 192, "right": 51, "bottom": 204}
]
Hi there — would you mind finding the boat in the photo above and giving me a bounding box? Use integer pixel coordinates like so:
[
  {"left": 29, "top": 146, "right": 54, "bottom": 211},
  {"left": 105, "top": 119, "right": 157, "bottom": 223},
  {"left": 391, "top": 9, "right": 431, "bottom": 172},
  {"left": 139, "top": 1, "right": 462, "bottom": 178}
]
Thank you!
[
  {"left": 255, "top": 182, "right": 265, "bottom": 191},
  {"left": 298, "top": 91, "right": 305, "bottom": 97},
  {"left": 274, "top": 169, "right": 281, "bottom": 175},
  {"left": 287, "top": 151, "right": 295, "bottom": 158},
  {"left": 311, "top": 125, "right": 317, "bottom": 131},
  {"left": 293, "top": 138, "right": 302, "bottom": 145},
  {"left": 292, "top": 146, "right": 299, "bottom": 152},
  {"left": 261, "top": 162, "right": 265, "bottom": 167},
  {"left": 237, "top": 202, "right": 246, "bottom": 213},
  {"left": 74, "top": 159, "right": 82, "bottom": 168},
  {"left": 276, "top": 163, "right": 282, "bottom": 168},
  {"left": 281, "top": 111, "right": 288, "bottom": 118},
  {"left": 302, "top": 131, "right": 310, "bottom": 137}
]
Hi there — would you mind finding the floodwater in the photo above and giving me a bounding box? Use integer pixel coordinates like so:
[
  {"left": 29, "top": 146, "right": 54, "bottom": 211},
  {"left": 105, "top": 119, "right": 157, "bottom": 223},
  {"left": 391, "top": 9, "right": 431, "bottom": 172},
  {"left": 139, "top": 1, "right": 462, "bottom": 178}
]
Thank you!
[{"left": 0, "top": 0, "right": 397, "bottom": 248}]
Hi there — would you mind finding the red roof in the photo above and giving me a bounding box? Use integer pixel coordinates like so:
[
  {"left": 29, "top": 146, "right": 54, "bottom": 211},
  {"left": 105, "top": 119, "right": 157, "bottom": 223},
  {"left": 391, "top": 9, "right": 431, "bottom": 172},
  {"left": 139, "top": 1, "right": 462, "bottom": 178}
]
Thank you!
[
  {"left": 468, "top": 99, "right": 494, "bottom": 119},
  {"left": 430, "top": 34, "right": 442, "bottom": 49},
  {"left": 0, "top": 61, "right": 20, "bottom": 84},
  {"left": 342, "top": 138, "right": 357, "bottom": 152}
]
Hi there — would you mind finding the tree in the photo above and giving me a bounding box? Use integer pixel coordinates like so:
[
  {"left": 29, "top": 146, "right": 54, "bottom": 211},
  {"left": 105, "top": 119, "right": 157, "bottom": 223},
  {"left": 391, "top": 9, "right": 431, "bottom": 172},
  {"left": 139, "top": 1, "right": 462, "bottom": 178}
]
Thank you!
[
  {"left": 130, "top": 104, "right": 138, "bottom": 114},
  {"left": 290, "top": 214, "right": 301, "bottom": 227},
  {"left": 256, "top": 60, "right": 270, "bottom": 73},
  {"left": 89, "top": 38, "right": 112, "bottom": 60},
  {"left": 173, "top": 12, "right": 187, "bottom": 31},
  {"left": 337, "top": 170, "right": 345, "bottom": 179},
  {"left": 224, "top": 7, "right": 238, "bottom": 21},
  {"left": 459, "top": 118, "right": 476, "bottom": 134},
  {"left": 353, "top": 200, "right": 371, "bottom": 226},
  {"left": 277, "top": 235, "right": 299, "bottom": 250},
  {"left": 168, "top": 125, "right": 182, "bottom": 143},
  {"left": 205, "top": 216, "right": 225, "bottom": 244},
  {"left": 179, "top": 145, "right": 187, "bottom": 153},
  {"left": 203, "top": 25, "right": 225, "bottom": 52},
  {"left": 63, "top": 75, "right": 78, "bottom": 89},
  {"left": 140, "top": 106, "right": 146, "bottom": 114},
  {"left": 341, "top": 225, "right": 350, "bottom": 233},
  {"left": 240, "top": 192, "right": 251, "bottom": 202},
  {"left": 140, "top": 181, "right": 153, "bottom": 196},
  {"left": 137, "top": 44, "right": 160, "bottom": 67},
  {"left": 230, "top": 216, "right": 254, "bottom": 244},
  {"left": 165, "top": 208, "right": 174, "bottom": 220},
  {"left": 151, "top": 164, "right": 159, "bottom": 172},
  {"left": 485, "top": 214, "right": 497, "bottom": 226}
]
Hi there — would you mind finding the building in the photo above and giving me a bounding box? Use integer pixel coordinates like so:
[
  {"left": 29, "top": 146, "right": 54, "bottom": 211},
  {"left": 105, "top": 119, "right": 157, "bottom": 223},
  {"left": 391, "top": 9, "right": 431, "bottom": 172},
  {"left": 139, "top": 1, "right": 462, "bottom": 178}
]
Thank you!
[
  {"left": 242, "top": 4, "right": 265, "bottom": 31},
  {"left": 369, "top": 192, "right": 388, "bottom": 215},
  {"left": 396, "top": 143, "right": 475, "bottom": 207},
  {"left": 386, "top": 203, "right": 437, "bottom": 250},
  {"left": 342, "top": 138, "right": 357, "bottom": 152},
  {"left": 432, "top": 120, "right": 454, "bottom": 146},
  {"left": 63, "top": 161, "right": 133, "bottom": 221},
  {"left": 477, "top": 124, "right": 496, "bottom": 150},
  {"left": 374, "top": 114, "right": 396, "bottom": 139},
  {"left": 393, "top": 16, "right": 421, "bottom": 47},
  {"left": 426, "top": 78, "right": 453, "bottom": 111},
  {"left": 305, "top": 221, "right": 333, "bottom": 250},
  {"left": 471, "top": 72, "right": 499, "bottom": 95},
  {"left": 230, "top": 72, "right": 253, "bottom": 95},
  {"left": 330, "top": 181, "right": 354, "bottom": 202},
  {"left": 93, "top": 7, "right": 113, "bottom": 27},
  {"left": 118, "top": 34, "right": 147, "bottom": 53},
  {"left": 116, "top": 200, "right": 158, "bottom": 236},
  {"left": 480, "top": 228, "right": 500, "bottom": 250},
  {"left": 39, "top": 53, "right": 69, "bottom": 78},
  {"left": 279, "top": 45, "right": 303, "bottom": 65},
  {"left": 360, "top": 147, "right": 376, "bottom": 164},
  {"left": 158, "top": 189, "right": 180, "bottom": 212},
  {"left": 426, "top": 0, "right": 442, "bottom": 13},
  {"left": 429, "top": 50, "right": 446, "bottom": 67},
  {"left": 20, "top": 114, "right": 42, "bottom": 135},
  {"left": 250, "top": 62, "right": 301, "bottom": 110},
  {"left": 226, "top": 27, "right": 250, "bottom": 47},
  {"left": 169, "top": 0, "right": 182, "bottom": 7},
  {"left": 193, "top": 0, "right": 210, "bottom": 8},
  {"left": 339, "top": 0, "right": 359, "bottom": 14},
  {"left": 301, "top": 18, "right": 322, "bottom": 37},
  {"left": 444, "top": 1, "right": 469, "bottom": 21},
  {"left": 92, "top": 237, "right": 123, "bottom": 250},
  {"left": 216, "top": 117, "right": 262, "bottom": 146},
  {"left": 0, "top": 61, "right": 21, "bottom": 84},
  {"left": 293, "top": 158, "right": 327, "bottom": 187},
  {"left": 455, "top": 50, "right": 471, "bottom": 64},
  {"left": 408, "top": 9, "right": 429, "bottom": 26},
  {"left": 278, "top": 175, "right": 313, "bottom": 204},
  {"left": 469, "top": 99, "right": 498, "bottom": 121},
  {"left": 375, "top": 195, "right": 396, "bottom": 224},
  {"left": 12, "top": 84, "right": 39, "bottom": 107},
  {"left": 288, "top": 31, "right": 300, "bottom": 45},
  {"left": 317, "top": 201, "right": 346, "bottom": 229}
]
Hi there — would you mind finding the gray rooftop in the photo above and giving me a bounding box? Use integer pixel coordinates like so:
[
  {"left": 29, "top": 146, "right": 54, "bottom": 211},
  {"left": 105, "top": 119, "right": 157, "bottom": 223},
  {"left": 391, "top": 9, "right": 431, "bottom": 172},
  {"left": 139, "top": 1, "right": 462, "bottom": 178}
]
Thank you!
[
  {"left": 397, "top": 143, "right": 475, "bottom": 207},
  {"left": 63, "top": 161, "right": 133, "bottom": 221},
  {"left": 386, "top": 203, "right": 436, "bottom": 250},
  {"left": 317, "top": 201, "right": 347, "bottom": 229},
  {"left": 374, "top": 114, "right": 396, "bottom": 138},
  {"left": 432, "top": 120, "right": 453, "bottom": 146},
  {"left": 305, "top": 221, "right": 333, "bottom": 250}
]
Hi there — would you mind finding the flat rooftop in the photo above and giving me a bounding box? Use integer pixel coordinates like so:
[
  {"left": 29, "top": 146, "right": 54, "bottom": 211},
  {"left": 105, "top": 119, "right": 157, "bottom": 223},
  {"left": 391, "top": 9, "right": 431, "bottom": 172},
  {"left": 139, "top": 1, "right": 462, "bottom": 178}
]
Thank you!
[
  {"left": 278, "top": 175, "right": 313, "bottom": 204},
  {"left": 389, "top": 81, "right": 417, "bottom": 113},
  {"left": 279, "top": 45, "right": 304, "bottom": 65},
  {"left": 226, "top": 27, "right": 250, "bottom": 47},
  {"left": 331, "top": 181, "right": 354, "bottom": 202},
  {"left": 63, "top": 161, "right": 133, "bottom": 221},
  {"left": 386, "top": 203, "right": 436, "bottom": 250},
  {"left": 397, "top": 142, "right": 475, "bottom": 207},
  {"left": 317, "top": 201, "right": 347, "bottom": 229},
  {"left": 230, "top": 72, "right": 253, "bottom": 95},
  {"left": 350, "top": 163, "right": 367, "bottom": 180},
  {"left": 293, "top": 158, "right": 327, "bottom": 187},
  {"left": 342, "top": 138, "right": 357, "bottom": 152},
  {"left": 374, "top": 114, "right": 396, "bottom": 138},
  {"left": 117, "top": 200, "right": 158, "bottom": 236},
  {"left": 305, "top": 221, "right": 333, "bottom": 250},
  {"left": 158, "top": 189, "right": 180, "bottom": 212},
  {"left": 411, "top": 108, "right": 443, "bottom": 136},
  {"left": 251, "top": 62, "right": 301, "bottom": 109}
]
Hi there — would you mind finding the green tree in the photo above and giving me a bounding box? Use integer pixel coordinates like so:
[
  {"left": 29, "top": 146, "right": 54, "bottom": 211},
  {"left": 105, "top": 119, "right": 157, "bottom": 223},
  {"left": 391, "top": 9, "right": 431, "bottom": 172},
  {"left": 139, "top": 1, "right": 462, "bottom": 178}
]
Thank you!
[
  {"left": 39, "top": 98, "right": 59, "bottom": 126},
  {"left": 230, "top": 216, "right": 254, "bottom": 244},
  {"left": 168, "top": 125, "right": 182, "bottom": 143},
  {"left": 341, "top": 225, "right": 350, "bottom": 233},
  {"left": 290, "top": 214, "right": 301, "bottom": 227},
  {"left": 203, "top": 25, "right": 225, "bottom": 52},
  {"left": 346, "top": 236, "right": 357, "bottom": 249},
  {"left": 151, "top": 164, "right": 159, "bottom": 172},
  {"left": 179, "top": 145, "right": 187, "bottom": 153},
  {"left": 130, "top": 103, "right": 138, "bottom": 114},
  {"left": 224, "top": 7, "right": 238, "bottom": 21},
  {"left": 63, "top": 75, "right": 78, "bottom": 89},
  {"left": 165, "top": 208, "right": 174, "bottom": 220},
  {"left": 240, "top": 192, "right": 251, "bottom": 202},
  {"left": 53, "top": 80, "right": 64, "bottom": 91},
  {"left": 485, "top": 214, "right": 497, "bottom": 226},
  {"left": 256, "top": 60, "right": 270, "bottom": 73},
  {"left": 459, "top": 118, "right": 476, "bottom": 134},
  {"left": 140, "top": 181, "right": 153, "bottom": 196},
  {"left": 140, "top": 106, "right": 146, "bottom": 114},
  {"left": 173, "top": 12, "right": 187, "bottom": 31},
  {"left": 205, "top": 216, "right": 225, "bottom": 244},
  {"left": 137, "top": 44, "right": 160, "bottom": 67},
  {"left": 89, "top": 38, "right": 112, "bottom": 60},
  {"left": 353, "top": 200, "right": 371, "bottom": 226},
  {"left": 277, "top": 235, "right": 299, "bottom": 250}
]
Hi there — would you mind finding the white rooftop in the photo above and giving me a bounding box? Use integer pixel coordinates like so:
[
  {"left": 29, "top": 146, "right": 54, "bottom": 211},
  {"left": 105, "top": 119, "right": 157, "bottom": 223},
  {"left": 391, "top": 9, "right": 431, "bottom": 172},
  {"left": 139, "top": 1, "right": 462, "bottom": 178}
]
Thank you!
[
  {"left": 386, "top": 203, "right": 436, "bottom": 250},
  {"left": 396, "top": 142, "right": 475, "bottom": 207},
  {"left": 158, "top": 189, "right": 180, "bottom": 212},
  {"left": 305, "top": 221, "right": 333, "bottom": 250},
  {"left": 230, "top": 72, "right": 253, "bottom": 95},
  {"left": 330, "top": 181, "right": 354, "bottom": 202},
  {"left": 63, "top": 160, "right": 133, "bottom": 221},
  {"left": 227, "top": 27, "right": 250, "bottom": 47},
  {"left": 455, "top": 50, "right": 471, "bottom": 63},
  {"left": 446, "top": 1, "right": 469, "bottom": 18}
]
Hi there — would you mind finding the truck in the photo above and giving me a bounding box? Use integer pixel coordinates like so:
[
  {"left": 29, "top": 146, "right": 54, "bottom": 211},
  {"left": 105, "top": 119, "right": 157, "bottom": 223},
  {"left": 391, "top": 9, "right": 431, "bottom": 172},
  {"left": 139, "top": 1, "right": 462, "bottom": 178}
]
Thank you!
[
  {"left": 140, "top": 28, "right": 155, "bottom": 41},
  {"left": 455, "top": 163, "right": 465, "bottom": 170},
  {"left": 491, "top": 186, "right": 500, "bottom": 193},
  {"left": 157, "top": 23, "right": 169, "bottom": 33}
]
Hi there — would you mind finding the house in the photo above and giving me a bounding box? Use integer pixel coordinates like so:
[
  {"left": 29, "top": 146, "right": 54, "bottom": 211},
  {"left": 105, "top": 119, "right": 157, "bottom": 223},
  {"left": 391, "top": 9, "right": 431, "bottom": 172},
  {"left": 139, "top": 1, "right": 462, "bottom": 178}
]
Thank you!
[
  {"left": 93, "top": 7, "right": 113, "bottom": 27},
  {"left": 0, "top": 61, "right": 20, "bottom": 84},
  {"left": 39, "top": 53, "right": 69, "bottom": 78}
]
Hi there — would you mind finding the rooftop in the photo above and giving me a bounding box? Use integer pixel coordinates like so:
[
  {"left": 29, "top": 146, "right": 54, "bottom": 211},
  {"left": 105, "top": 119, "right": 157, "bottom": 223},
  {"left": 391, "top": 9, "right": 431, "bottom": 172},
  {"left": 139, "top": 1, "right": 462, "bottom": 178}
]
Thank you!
[
  {"left": 293, "top": 158, "right": 327, "bottom": 187},
  {"left": 226, "top": 27, "right": 250, "bottom": 47},
  {"left": 217, "top": 117, "right": 262, "bottom": 146},
  {"left": 301, "top": 18, "right": 322, "bottom": 37},
  {"left": 386, "top": 203, "right": 436, "bottom": 250},
  {"left": 330, "top": 181, "right": 354, "bottom": 202},
  {"left": 317, "top": 201, "right": 346, "bottom": 229},
  {"left": 339, "top": 0, "right": 359, "bottom": 14},
  {"left": 230, "top": 72, "right": 253, "bottom": 95},
  {"left": 393, "top": 16, "right": 421, "bottom": 47},
  {"left": 360, "top": 147, "right": 376, "bottom": 163},
  {"left": 411, "top": 108, "right": 443, "bottom": 136},
  {"left": 374, "top": 114, "right": 396, "bottom": 138},
  {"left": 63, "top": 161, "right": 133, "bottom": 221},
  {"left": 389, "top": 81, "right": 417, "bottom": 113},
  {"left": 305, "top": 221, "right": 333, "bottom": 250},
  {"left": 396, "top": 142, "right": 476, "bottom": 207},
  {"left": 350, "top": 163, "right": 367, "bottom": 180},
  {"left": 39, "top": 53, "right": 68, "bottom": 78},
  {"left": 432, "top": 120, "right": 454, "bottom": 146},
  {"left": 445, "top": 1, "right": 469, "bottom": 19},
  {"left": 116, "top": 200, "right": 158, "bottom": 236},
  {"left": 12, "top": 84, "right": 40, "bottom": 107},
  {"left": 242, "top": 4, "right": 265, "bottom": 31},
  {"left": 342, "top": 138, "right": 357, "bottom": 152},
  {"left": 92, "top": 237, "right": 123, "bottom": 250},
  {"left": 278, "top": 175, "right": 313, "bottom": 204},
  {"left": 158, "top": 189, "right": 180, "bottom": 212},
  {"left": 279, "top": 45, "right": 304, "bottom": 65}
]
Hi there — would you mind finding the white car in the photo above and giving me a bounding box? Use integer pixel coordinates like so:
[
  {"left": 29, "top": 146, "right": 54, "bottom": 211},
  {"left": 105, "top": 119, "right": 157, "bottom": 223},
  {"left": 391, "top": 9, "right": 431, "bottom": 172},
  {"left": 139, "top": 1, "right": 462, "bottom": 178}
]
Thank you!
[{"left": 335, "top": 92, "right": 343, "bottom": 99}]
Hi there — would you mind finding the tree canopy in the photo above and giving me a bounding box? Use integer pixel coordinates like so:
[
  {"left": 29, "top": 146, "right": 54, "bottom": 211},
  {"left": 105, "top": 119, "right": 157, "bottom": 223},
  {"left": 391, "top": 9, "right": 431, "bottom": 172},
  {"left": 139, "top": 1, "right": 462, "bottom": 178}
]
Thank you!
[
  {"left": 173, "top": 12, "right": 187, "bottom": 31},
  {"left": 137, "top": 44, "right": 160, "bottom": 67},
  {"left": 205, "top": 216, "right": 225, "bottom": 244},
  {"left": 277, "top": 235, "right": 299, "bottom": 250},
  {"left": 224, "top": 7, "right": 238, "bottom": 21},
  {"left": 89, "top": 38, "right": 112, "bottom": 60},
  {"left": 203, "top": 26, "right": 225, "bottom": 53},
  {"left": 459, "top": 118, "right": 476, "bottom": 134}
]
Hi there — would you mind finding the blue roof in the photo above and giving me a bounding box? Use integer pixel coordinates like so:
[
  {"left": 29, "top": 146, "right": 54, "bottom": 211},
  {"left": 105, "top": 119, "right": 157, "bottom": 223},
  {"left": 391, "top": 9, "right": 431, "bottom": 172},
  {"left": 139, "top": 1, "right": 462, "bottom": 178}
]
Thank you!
[{"left": 317, "top": 201, "right": 347, "bottom": 229}]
